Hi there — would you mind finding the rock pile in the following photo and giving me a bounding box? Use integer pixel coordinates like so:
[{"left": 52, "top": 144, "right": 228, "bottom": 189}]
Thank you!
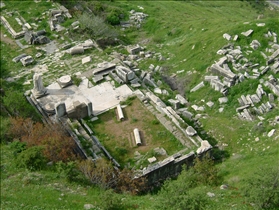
[{"left": 203, "top": 28, "right": 279, "bottom": 121}]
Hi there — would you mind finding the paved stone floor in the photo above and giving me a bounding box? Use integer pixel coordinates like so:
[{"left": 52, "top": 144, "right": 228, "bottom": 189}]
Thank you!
[{"left": 37, "top": 79, "right": 133, "bottom": 116}]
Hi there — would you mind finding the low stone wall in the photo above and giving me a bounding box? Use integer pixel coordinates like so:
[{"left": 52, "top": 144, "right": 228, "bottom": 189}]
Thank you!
[
  {"left": 137, "top": 151, "right": 196, "bottom": 186},
  {"left": 1, "top": 16, "right": 25, "bottom": 38}
]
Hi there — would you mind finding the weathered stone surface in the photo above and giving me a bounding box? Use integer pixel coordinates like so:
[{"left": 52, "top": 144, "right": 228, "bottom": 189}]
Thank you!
[
  {"left": 20, "top": 55, "right": 34, "bottom": 66},
  {"left": 206, "top": 101, "right": 214, "bottom": 108},
  {"left": 55, "top": 102, "right": 66, "bottom": 118},
  {"left": 181, "top": 110, "right": 193, "bottom": 120},
  {"left": 251, "top": 94, "right": 261, "bottom": 104},
  {"left": 154, "top": 147, "right": 167, "bottom": 156},
  {"left": 168, "top": 99, "right": 180, "bottom": 109},
  {"left": 250, "top": 40, "right": 261, "bottom": 50},
  {"left": 32, "top": 73, "right": 47, "bottom": 99},
  {"left": 197, "top": 140, "right": 212, "bottom": 154},
  {"left": 256, "top": 23, "right": 265, "bottom": 27},
  {"left": 175, "top": 94, "right": 188, "bottom": 105},
  {"left": 207, "top": 192, "right": 215, "bottom": 197},
  {"left": 82, "top": 56, "right": 91, "bottom": 64},
  {"left": 210, "top": 64, "right": 237, "bottom": 81},
  {"left": 218, "top": 97, "right": 228, "bottom": 104},
  {"left": 267, "top": 49, "right": 279, "bottom": 65},
  {"left": 243, "top": 109, "right": 253, "bottom": 121},
  {"left": 58, "top": 75, "right": 72, "bottom": 88},
  {"left": 154, "top": 87, "right": 162, "bottom": 94},
  {"left": 223, "top": 33, "right": 231, "bottom": 41},
  {"left": 236, "top": 105, "right": 250, "bottom": 112},
  {"left": 190, "top": 81, "right": 205, "bottom": 92},
  {"left": 268, "top": 129, "right": 276, "bottom": 137},
  {"left": 205, "top": 75, "right": 219, "bottom": 82},
  {"left": 241, "top": 29, "right": 253, "bottom": 37},
  {"left": 186, "top": 126, "right": 197, "bottom": 136},
  {"left": 148, "top": 156, "right": 157, "bottom": 163},
  {"left": 84, "top": 204, "right": 95, "bottom": 210},
  {"left": 265, "top": 81, "right": 279, "bottom": 96}
]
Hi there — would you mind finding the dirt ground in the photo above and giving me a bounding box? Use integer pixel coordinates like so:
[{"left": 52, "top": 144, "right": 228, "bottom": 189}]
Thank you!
[
  {"left": 97, "top": 98, "right": 159, "bottom": 153},
  {"left": 1, "top": 32, "right": 17, "bottom": 46},
  {"left": 93, "top": 98, "right": 180, "bottom": 164}
]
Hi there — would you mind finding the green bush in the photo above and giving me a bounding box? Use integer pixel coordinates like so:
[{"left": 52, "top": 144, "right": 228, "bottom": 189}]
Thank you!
[
  {"left": 15, "top": 146, "right": 47, "bottom": 171},
  {"left": 10, "top": 140, "right": 26, "bottom": 157},
  {"left": 56, "top": 161, "right": 80, "bottom": 182},
  {"left": 242, "top": 166, "right": 279, "bottom": 209},
  {"left": 107, "top": 12, "right": 120, "bottom": 25}
]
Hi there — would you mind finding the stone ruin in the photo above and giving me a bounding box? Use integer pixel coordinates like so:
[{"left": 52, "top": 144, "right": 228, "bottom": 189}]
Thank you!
[
  {"left": 24, "top": 29, "right": 50, "bottom": 45},
  {"left": 120, "top": 8, "right": 148, "bottom": 29},
  {"left": 49, "top": 6, "right": 72, "bottom": 31},
  {"left": 200, "top": 27, "right": 279, "bottom": 121},
  {"left": 32, "top": 73, "right": 48, "bottom": 99},
  {"left": 0, "top": 15, "right": 25, "bottom": 39}
]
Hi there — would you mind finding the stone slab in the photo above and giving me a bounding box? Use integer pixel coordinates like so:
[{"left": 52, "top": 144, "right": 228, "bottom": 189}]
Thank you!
[{"left": 37, "top": 80, "right": 133, "bottom": 116}]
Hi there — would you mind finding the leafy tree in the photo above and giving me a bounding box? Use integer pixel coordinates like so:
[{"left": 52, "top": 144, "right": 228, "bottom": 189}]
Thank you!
[
  {"left": 15, "top": 146, "right": 47, "bottom": 171},
  {"left": 242, "top": 166, "right": 279, "bottom": 209}
]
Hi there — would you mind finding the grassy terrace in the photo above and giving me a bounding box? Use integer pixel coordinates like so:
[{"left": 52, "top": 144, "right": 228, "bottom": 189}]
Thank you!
[{"left": 85, "top": 97, "right": 185, "bottom": 168}]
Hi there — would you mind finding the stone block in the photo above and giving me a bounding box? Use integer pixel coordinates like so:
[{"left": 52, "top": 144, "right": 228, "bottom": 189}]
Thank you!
[
  {"left": 241, "top": 29, "right": 253, "bottom": 37},
  {"left": 55, "top": 102, "right": 66, "bottom": 118}
]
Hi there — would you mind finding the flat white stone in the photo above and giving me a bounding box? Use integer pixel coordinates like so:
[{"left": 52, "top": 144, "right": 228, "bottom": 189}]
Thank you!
[
  {"left": 148, "top": 156, "right": 157, "bottom": 163},
  {"left": 223, "top": 33, "right": 231, "bottom": 41},
  {"left": 241, "top": 29, "right": 253, "bottom": 37},
  {"left": 206, "top": 101, "right": 214, "bottom": 108},
  {"left": 268, "top": 129, "right": 276, "bottom": 137},
  {"left": 82, "top": 56, "right": 91, "bottom": 64},
  {"left": 256, "top": 23, "right": 265, "bottom": 27},
  {"left": 59, "top": 75, "right": 71, "bottom": 84}
]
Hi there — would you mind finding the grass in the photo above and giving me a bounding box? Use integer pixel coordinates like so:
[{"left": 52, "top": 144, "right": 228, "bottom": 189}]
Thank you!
[{"left": 1, "top": 0, "right": 279, "bottom": 209}]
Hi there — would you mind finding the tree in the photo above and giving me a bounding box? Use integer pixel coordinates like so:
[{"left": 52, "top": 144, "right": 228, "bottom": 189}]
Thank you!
[{"left": 242, "top": 166, "right": 279, "bottom": 209}]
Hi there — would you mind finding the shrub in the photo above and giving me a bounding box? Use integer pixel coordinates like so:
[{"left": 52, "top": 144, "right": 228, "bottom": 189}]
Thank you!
[
  {"left": 10, "top": 140, "right": 26, "bottom": 157},
  {"left": 107, "top": 12, "right": 120, "bottom": 25},
  {"left": 56, "top": 161, "right": 80, "bottom": 182},
  {"left": 15, "top": 146, "right": 47, "bottom": 171},
  {"left": 242, "top": 166, "right": 279, "bottom": 209}
]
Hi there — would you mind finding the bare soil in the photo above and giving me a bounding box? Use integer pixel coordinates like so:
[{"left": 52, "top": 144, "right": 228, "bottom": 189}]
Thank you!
[
  {"left": 98, "top": 98, "right": 161, "bottom": 153},
  {"left": 1, "top": 32, "right": 17, "bottom": 47},
  {"left": 92, "top": 98, "right": 180, "bottom": 165}
]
